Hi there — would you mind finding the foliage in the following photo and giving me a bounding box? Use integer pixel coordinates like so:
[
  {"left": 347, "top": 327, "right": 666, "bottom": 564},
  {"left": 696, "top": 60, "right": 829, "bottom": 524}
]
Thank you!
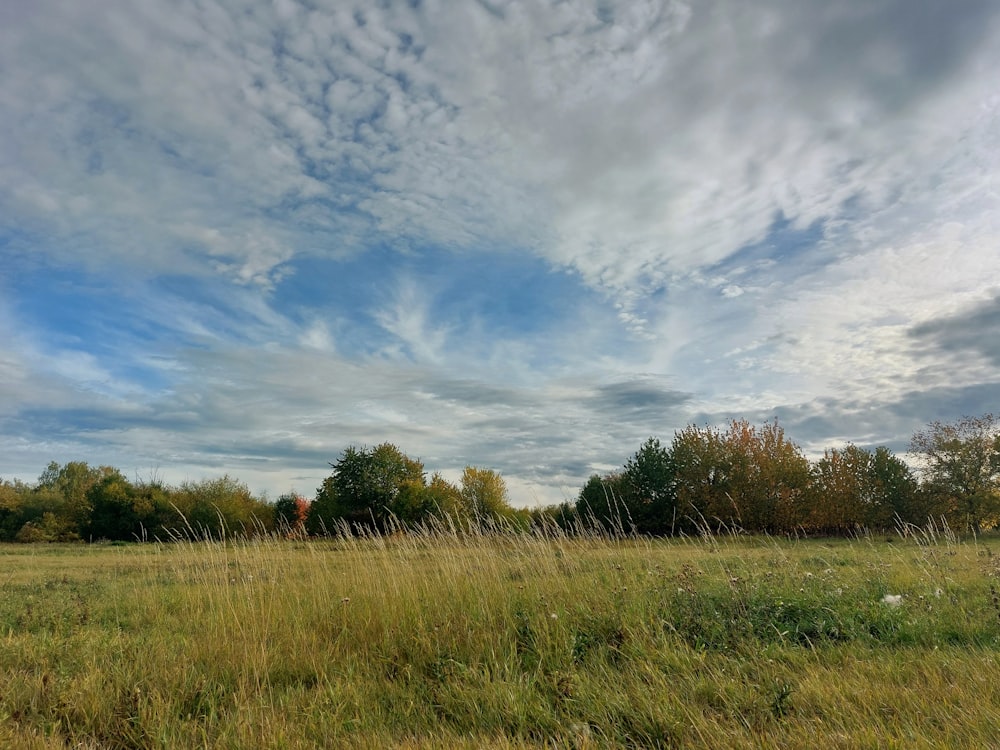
[
  {"left": 273, "top": 493, "right": 310, "bottom": 536},
  {"left": 0, "top": 479, "right": 29, "bottom": 540},
  {"left": 84, "top": 474, "right": 178, "bottom": 541},
  {"left": 422, "top": 472, "right": 468, "bottom": 522},
  {"left": 6, "top": 412, "right": 1000, "bottom": 543},
  {"left": 622, "top": 437, "right": 677, "bottom": 534},
  {"left": 175, "top": 475, "right": 273, "bottom": 538},
  {"left": 718, "top": 419, "right": 812, "bottom": 533},
  {"left": 460, "top": 466, "right": 514, "bottom": 522},
  {"left": 36, "top": 461, "right": 115, "bottom": 534},
  {"left": 309, "top": 443, "right": 426, "bottom": 532},
  {"left": 662, "top": 420, "right": 811, "bottom": 534},
  {"left": 576, "top": 472, "right": 633, "bottom": 532},
  {"left": 526, "top": 501, "right": 579, "bottom": 533},
  {"left": 671, "top": 422, "right": 731, "bottom": 530},
  {"left": 910, "top": 414, "right": 1000, "bottom": 532},
  {"left": 9, "top": 486, "right": 78, "bottom": 542},
  {"left": 809, "top": 445, "right": 919, "bottom": 533}
]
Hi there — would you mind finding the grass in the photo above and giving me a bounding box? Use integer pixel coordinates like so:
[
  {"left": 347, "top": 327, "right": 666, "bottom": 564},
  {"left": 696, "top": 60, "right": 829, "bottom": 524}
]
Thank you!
[{"left": 1, "top": 527, "right": 999, "bottom": 748}]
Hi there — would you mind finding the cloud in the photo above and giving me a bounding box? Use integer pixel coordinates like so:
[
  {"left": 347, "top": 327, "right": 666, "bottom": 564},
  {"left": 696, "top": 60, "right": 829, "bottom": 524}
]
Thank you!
[
  {"left": 589, "top": 379, "right": 691, "bottom": 417},
  {"left": 910, "top": 293, "right": 1000, "bottom": 367},
  {"left": 2, "top": 1, "right": 1000, "bottom": 505}
]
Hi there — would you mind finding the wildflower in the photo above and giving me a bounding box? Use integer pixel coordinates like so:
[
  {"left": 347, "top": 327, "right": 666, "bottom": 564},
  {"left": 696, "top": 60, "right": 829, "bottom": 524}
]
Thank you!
[
  {"left": 550, "top": 612, "right": 558, "bottom": 620},
  {"left": 934, "top": 588, "right": 943, "bottom": 598},
  {"left": 882, "top": 594, "right": 903, "bottom": 607},
  {"left": 341, "top": 597, "right": 350, "bottom": 604}
]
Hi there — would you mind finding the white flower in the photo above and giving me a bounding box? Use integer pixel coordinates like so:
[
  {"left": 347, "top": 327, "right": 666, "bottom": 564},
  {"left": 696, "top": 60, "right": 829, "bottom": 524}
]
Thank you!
[{"left": 882, "top": 594, "right": 903, "bottom": 607}]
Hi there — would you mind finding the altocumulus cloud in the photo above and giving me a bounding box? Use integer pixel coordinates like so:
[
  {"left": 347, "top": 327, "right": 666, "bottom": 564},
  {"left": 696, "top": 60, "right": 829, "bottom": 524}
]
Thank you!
[{"left": 1, "top": 0, "right": 1000, "bottom": 504}]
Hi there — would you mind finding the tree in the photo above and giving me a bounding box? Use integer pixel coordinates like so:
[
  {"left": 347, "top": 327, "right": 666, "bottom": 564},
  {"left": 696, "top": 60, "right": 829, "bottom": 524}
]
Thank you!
[
  {"left": 0, "top": 480, "right": 25, "bottom": 541},
  {"left": 622, "top": 437, "right": 677, "bottom": 534},
  {"left": 576, "top": 472, "right": 633, "bottom": 532},
  {"left": 175, "top": 475, "right": 271, "bottom": 538},
  {"left": 668, "top": 421, "right": 810, "bottom": 534},
  {"left": 309, "top": 443, "right": 425, "bottom": 532},
  {"left": 671, "top": 424, "right": 731, "bottom": 532},
  {"left": 128, "top": 480, "right": 178, "bottom": 540},
  {"left": 392, "top": 473, "right": 469, "bottom": 527},
  {"left": 528, "top": 502, "right": 579, "bottom": 534},
  {"left": 869, "top": 446, "right": 921, "bottom": 526},
  {"left": 809, "top": 445, "right": 919, "bottom": 533},
  {"left": 10, "top": 491, "right": 68, "bottom": 541},
  {"left": 910, "top": 414, "right": 1000, "bottom": 533},
  {"left": 274, "top": 493, "right": 310, "bottom": 536},
  {"left": 423, "top": 473, "right": 468, "bottom": 521},
  {"left": 460, "top": 466, "right": 513, "bottom": 522},
  {"left": 35, "top": 461, "right": 114, "bottom": 537},
  {"left": 85, "top": 470, "right": 139, "bottom": 541}
]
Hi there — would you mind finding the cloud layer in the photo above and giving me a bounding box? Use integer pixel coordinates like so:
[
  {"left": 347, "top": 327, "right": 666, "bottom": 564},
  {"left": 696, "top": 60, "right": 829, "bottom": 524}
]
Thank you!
[{"left": 2, "top": 0, "right": 999, "bottom": 503}]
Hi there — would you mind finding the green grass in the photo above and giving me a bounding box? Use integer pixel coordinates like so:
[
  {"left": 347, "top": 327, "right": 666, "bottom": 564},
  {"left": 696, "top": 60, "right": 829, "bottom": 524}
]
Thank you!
[{"left": 1, "top": 528, "right": 999, "bottom": 748}]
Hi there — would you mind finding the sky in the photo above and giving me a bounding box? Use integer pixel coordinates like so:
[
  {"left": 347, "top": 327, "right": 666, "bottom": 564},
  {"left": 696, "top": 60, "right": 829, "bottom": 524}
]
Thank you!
[{"left": 2, "top": 0, "right": 1000, "bottom": 506}]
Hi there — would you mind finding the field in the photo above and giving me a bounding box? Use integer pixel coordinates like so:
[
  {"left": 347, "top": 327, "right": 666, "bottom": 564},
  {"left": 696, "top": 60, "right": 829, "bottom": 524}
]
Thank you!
[{"left": 1, "top": 527, "right": 999, "bottom": 749}]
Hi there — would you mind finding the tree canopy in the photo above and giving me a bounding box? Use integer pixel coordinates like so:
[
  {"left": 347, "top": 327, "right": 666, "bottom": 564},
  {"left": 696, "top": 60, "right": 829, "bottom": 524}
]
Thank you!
[
  {"left": 3, "top": 413, "right": 999, "bottom": 543},
  {"left": 910, "top": 414, "right": 1000, "bottom": 533}
]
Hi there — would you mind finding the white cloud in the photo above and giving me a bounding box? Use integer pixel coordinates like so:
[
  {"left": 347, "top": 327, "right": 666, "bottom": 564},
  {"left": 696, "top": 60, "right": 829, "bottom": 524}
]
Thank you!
[{"left": 2, "top": 0, "right": 1000, "bottom": 502}]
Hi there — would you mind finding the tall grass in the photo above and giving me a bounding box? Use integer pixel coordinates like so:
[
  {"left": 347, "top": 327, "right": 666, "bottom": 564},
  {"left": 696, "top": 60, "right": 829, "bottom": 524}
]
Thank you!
[{"left": 1, "top": 523, "right": 999, "bottom": 748}]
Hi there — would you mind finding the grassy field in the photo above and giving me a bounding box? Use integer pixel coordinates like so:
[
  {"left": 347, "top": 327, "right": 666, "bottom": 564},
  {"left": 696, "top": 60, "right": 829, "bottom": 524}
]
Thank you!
[{"left": 1, "top": 526, "right": 999, "bottom": 749}]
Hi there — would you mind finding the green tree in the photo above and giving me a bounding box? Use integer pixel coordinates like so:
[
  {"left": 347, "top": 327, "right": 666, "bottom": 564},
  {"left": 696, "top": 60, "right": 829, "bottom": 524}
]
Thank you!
[
  {"left": 175, "top": 475, "right": 271, "bottom": 538},
  {"left": 622, "top": 437, "right": 677, "bottom": 534},
  {"left": 576, "top": 472, "right": 634, "bottom": 533},
  {"left": 910, "top": 414, "right": 1000, "bottom": 533},
  {"left": 84, "top": 470, "right": 137, "bottom": 541},
  {"left": 15, "top": 513, "right": 73, "bottom": 543},
  {"left": 309, "top": 444, "right": 425, "bottom": 532},
  {"left": 870, "top": 446, "right": 921, "bottom": 526},
  {"left": 274, "top": 493, "right": 310, "bottom": 536},
  {"left": 35, "top": 461, "right": 113, "bottom": 537},
  {"left": 15, "top": 480, "right": 77, "bottom": 542},
  {"left": 423, "top": 473, "right": 468, "bottom": 522},
  {"left": 129, "top": 480, "right": 179, "bottom": 540},
  {"left": 0, "top": 479, "right": 31, "bottom": 541},
  {"left": 388, "top": 473, "right": 470, "bottom": 528},
  {"left": 84, "top": 473, "right": 179, "bottom": 541},
  {"left": 527, "top": 502, "right": 579, "bottom": 534}
]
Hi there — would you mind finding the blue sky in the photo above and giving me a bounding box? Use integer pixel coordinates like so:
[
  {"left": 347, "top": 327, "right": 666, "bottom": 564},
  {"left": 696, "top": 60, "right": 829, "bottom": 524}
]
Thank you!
[{"left": 3, "top": 0, "right": 1000, "bottom": 504}]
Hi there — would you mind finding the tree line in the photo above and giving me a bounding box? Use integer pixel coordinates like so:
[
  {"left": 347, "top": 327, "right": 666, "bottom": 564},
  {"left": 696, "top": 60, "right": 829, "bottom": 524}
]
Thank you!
[
  {"left": 0, "top": 443, "right": 522, "bottom": 543},
  {"left": 1, "top": 415, "right": 998, "bottom": 542},
  {"left": 563, "top": 416, "right": 999, "bottom": 536}
]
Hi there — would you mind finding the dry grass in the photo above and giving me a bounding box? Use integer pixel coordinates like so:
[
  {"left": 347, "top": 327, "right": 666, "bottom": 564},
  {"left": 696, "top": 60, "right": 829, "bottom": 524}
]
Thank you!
[{"left": 1, "top": 527, "right": 999, "bottom": 748}]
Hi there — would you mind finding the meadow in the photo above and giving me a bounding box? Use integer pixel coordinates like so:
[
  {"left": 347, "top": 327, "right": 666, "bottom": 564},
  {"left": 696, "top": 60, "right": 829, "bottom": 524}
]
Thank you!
[{"left": 1, "top": 526, "right": 999, "bottom": 749}]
